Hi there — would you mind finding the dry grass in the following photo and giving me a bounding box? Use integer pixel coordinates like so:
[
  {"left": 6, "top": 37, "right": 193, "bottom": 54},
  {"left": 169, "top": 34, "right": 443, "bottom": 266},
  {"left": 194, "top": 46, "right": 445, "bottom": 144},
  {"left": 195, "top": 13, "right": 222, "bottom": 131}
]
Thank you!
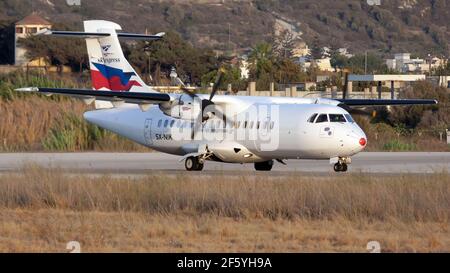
[
  {"left": 0, "top": 167, "right": 448, "bottom": 252},
  {"left": 0, "top": 98, "right": 146, "bottom": 152}
]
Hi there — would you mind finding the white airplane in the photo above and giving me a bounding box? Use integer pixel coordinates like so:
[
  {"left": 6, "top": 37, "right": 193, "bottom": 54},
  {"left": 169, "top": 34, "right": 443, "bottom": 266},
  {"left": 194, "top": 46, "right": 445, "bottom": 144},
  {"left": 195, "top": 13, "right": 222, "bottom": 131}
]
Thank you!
[{"left": 17, "top": 20, "right": 437, "bottom": 172}]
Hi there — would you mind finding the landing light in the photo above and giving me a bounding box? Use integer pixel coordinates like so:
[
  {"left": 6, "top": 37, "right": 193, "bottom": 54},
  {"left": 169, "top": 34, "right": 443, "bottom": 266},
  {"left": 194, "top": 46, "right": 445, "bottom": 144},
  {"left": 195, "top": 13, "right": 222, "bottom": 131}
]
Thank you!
[{"left": 243, "top": 154, "right": 253, "bottom": 158}]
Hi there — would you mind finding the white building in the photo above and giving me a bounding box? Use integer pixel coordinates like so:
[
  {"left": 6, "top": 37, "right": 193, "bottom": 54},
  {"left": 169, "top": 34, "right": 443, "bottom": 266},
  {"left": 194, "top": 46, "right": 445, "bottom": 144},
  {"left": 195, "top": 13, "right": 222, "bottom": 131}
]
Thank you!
[
  {"left": 291, "top": 40, "right": 310, "bottom": 58},
  {"left": 298, "top": 57, "right": 333, "bottom": 72},
  {"left": 386, "top": 53, "right": 446, "bottom": 73},
  {"left": 239, "top": 56, "right": 249, "bottom": 79},
  {"left": 337, "top": 48, "right": 353, "bottom": 58},
  {"left": 15, "top": 13, "right": 52, "bottom": 66}
]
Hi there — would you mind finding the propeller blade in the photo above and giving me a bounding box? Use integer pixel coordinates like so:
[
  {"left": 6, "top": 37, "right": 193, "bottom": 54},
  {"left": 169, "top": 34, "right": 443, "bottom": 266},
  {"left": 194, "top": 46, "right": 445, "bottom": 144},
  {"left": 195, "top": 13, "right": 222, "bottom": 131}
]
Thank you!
[
  {"left": 191, "top": 112, "right": 203, "bottom": 140},
  {"left": 209, "top": 67, "right": 226, "bottom": 101},
  {"left": 276, "top": 159, "right": 287, "bottom": 165}
]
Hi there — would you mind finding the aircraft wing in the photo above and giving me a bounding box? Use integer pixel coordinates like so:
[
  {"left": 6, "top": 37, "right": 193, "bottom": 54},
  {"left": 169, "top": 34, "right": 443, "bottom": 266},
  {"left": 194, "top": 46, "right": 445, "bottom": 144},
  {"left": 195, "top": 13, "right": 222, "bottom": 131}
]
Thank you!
[
  {"left": 15, "top": 87, "right": 172, "bottom": 110},
  {"left": 336, "top": 99, "right": 438, "bottom": 106}
]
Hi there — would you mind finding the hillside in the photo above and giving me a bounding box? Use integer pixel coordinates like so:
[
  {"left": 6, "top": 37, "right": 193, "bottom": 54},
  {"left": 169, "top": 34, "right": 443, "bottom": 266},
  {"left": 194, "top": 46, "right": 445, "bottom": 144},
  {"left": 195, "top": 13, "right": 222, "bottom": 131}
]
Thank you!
[{"left": 0, "top": 0, "right": 449, "bottom": 56}]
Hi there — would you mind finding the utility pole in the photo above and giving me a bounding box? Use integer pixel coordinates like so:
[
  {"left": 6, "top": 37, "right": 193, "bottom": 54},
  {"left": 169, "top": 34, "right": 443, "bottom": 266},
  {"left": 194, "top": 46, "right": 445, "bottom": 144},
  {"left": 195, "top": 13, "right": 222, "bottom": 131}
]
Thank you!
[
  {"left": 365, "top": 51, "right": 368, "bottom": 74},
  {"left": 428, "top": 53, "right": 432, "bottom": 76},
  {"left": 228, "top": 23, "right": 231, "bottom": 53}
]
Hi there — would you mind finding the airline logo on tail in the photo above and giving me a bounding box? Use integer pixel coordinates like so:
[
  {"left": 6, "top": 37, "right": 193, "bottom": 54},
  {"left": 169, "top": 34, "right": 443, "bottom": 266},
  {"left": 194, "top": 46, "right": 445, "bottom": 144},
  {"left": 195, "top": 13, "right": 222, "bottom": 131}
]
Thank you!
[{"left": 91, "top": 62, "right": 142, "bottom": 91}]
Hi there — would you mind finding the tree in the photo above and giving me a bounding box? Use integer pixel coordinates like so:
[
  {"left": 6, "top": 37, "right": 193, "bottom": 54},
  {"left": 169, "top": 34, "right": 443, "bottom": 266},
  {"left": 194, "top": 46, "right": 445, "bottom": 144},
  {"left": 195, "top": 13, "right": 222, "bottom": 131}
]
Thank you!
[
  {"left": 126, "top": 31, "right": 219, "bottom": 85},
  {"left": 389, "top": 81, "right": 449, "bottom": 130},
  {"left": 330, "top": 52, "right": 349, "bottom": 71},
  {"left": 0, "top": 21, "right": 15, "bottom": 64},
  {"left": 433, "top": 61, "right": 450, "bottom": 76},
  {"left": 273, "top": 29, "right": 295, "bottom": 59},
  {"left": 201, "top": 64, "right": 247, "bottom": 92},
  {"left": 248, "top": 42, "right": 274, "bottom": 79},
  {"left": 310, "top": 39, "right": 323, "bottom": 60},
  {"left": 18, "top": 23, "right": 88, "bottom": 72},
  {"left": 274, "top": 58, "right": 306, "bottom": 84},
  {"left": 347, "top": 53, "right": 386, "bottom": 74}
]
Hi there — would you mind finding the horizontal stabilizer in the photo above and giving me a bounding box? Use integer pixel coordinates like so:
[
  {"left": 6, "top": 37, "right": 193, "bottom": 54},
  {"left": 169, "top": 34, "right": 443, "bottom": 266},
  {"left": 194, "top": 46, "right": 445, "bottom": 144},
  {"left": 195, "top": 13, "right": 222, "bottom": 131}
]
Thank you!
[{"left": 36, "top": 29, "right": 165, "bottom": 40}]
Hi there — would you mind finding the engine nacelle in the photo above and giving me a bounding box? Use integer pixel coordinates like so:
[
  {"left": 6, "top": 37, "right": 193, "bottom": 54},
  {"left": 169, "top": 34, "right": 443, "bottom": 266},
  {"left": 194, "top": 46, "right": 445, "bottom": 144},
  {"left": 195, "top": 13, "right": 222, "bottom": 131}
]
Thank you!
[{"left": 160, "top": 94, "right": 201, "bottom": 120}]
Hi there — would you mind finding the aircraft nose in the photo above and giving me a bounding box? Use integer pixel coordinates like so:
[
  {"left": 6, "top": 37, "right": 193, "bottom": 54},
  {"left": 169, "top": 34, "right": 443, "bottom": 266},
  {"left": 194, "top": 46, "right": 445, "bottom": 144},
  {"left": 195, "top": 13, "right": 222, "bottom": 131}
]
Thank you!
[{"left": 343, "top": 126, "right": 367, "bottom": 154}]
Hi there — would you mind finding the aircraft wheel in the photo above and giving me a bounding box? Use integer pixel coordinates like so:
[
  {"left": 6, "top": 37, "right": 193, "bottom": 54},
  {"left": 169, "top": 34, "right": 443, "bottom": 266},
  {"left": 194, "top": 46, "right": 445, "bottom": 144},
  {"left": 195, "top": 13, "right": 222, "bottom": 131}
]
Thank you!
[
  {"left": 254, "top": 160, "right": 274, "bottom": 171},
  {"left": 333, "top": 163, "right": 348, "bottom": 172},
  {"left": 185, "top": 156, "right": 203, "bottom": 171},
  {"left": 342, "top": 163, "right": 348, "bottom": 172}
]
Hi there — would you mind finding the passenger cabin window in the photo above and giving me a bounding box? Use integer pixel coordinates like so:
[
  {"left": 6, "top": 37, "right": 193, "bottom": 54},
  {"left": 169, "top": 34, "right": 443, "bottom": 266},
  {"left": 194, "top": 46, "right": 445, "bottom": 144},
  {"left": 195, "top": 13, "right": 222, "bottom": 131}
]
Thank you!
[
  {"left": 308, "top": 113, "right": 318, "bottom": 123},
  {"left": 170, "top": 120, "right": 175, "bottom": 128},
  {"left": 329, "top": 114, "right": 346, "bottom": 123},
  {"left": 158, "top": 119, "right": 162, "bottom": 127},
  {"left": 345, "top": 114, "right": 354, "bottom": 123},
  {"left": 315, "top": 114, "right": 328, "bottom": 123},
  {"left": 164, "top": 120, "right": 169, "bottom": 128}
]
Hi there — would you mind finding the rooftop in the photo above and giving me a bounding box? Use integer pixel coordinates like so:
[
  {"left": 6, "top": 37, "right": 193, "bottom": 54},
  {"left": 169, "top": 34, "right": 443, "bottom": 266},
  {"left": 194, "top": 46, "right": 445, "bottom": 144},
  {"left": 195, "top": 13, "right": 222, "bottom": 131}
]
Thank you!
[{"left": 16, "top": 13, "right": 51, "bottom": 26}]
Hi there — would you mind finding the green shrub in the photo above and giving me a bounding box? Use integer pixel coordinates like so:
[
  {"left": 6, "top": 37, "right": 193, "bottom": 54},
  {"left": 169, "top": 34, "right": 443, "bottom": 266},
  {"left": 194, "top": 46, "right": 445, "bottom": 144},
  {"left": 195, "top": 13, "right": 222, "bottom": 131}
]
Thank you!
[
  {"left": 383, "top": 140, "right": 416, "bottom": 151},
  {"left": 42, "top": 113, "right": 103, "bottom": 151}
]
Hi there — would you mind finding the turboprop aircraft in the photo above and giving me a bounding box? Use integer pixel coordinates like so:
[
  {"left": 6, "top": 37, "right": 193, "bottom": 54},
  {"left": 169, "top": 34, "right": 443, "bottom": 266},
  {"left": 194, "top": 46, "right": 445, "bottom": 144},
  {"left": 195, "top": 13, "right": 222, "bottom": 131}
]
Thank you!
[{"left": 16, "top": 20, "right": 438, "bottom": 172}]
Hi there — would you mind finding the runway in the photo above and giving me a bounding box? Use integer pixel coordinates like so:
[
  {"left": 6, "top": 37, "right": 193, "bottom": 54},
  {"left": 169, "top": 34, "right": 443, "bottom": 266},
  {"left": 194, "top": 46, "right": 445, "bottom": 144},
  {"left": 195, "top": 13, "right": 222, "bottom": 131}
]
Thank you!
[{"left": 0, "top": 152, "right": 449, "bottom": 175}]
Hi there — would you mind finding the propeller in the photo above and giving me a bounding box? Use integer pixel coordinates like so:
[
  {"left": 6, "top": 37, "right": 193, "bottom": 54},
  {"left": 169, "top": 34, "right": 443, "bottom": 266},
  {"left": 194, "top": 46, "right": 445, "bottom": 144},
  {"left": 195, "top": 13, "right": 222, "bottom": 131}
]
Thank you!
[
  {"left": 192, "top": 67, "right": 230, "bottom": 139},
  {"left": 172, "top": 65, "right": 231, "bottom": 139}
]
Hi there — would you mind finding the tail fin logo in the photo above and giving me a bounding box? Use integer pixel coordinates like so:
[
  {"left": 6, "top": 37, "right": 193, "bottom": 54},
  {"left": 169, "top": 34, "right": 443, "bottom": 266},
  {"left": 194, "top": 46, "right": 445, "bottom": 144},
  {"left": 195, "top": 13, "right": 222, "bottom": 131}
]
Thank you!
[
  {"left": 101, "top": 45, "right": 113, "bottom": 56},
  {"left": 91, "top": 62, "right": 142, "bottom": 91},
  {"left": 101, "top": 45, "right": 111, "bottom": 52}
]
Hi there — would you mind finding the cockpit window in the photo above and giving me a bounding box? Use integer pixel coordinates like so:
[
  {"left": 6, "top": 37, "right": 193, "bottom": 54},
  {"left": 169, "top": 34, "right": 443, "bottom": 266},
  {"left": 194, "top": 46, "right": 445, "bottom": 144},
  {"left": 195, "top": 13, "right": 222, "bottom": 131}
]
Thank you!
[
  {"left": 308, "top": 113, "right": 318, "bottom": 123},
  {"left": 315, "top": 114, "right": 328, "bottom": 123},
  {"left": 329, "top": 114, "right": 346, "bottom": 123},
  {"left": 345, "top": 114, "right": 354, "bottom": 123}
]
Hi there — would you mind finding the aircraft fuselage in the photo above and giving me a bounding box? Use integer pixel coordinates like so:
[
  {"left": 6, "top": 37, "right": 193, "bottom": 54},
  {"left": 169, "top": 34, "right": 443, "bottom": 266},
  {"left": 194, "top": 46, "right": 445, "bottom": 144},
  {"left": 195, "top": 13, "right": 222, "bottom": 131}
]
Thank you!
[{"left": 84, "top": 95, "right": 367, "bottom": 164}]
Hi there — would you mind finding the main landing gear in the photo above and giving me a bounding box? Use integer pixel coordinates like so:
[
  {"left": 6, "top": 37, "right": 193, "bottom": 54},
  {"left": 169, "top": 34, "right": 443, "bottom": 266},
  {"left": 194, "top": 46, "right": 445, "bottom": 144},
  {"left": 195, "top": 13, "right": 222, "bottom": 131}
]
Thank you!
[
  {"left": 185, "top": 156, "right": 204, "bottom": 171},
  {"left": 254, "top": 160, "right": 274, "bottom": 171}
]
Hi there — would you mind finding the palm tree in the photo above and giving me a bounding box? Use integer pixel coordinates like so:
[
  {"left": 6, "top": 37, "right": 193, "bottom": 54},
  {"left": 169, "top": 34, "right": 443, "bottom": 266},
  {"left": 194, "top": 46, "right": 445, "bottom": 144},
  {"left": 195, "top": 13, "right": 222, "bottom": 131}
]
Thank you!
[{"left": 248, "top": 42, "right": 274, "bottom": 79}]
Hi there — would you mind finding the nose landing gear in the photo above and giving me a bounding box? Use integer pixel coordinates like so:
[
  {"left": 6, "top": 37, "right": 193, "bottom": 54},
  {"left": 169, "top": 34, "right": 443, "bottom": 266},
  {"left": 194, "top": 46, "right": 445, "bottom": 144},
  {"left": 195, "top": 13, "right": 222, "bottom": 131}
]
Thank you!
[
  {"left": 331, "top": 157, "right": 351, "bottom": 172},
  {"left": 334, "top": 162, "right": 348, "bottom": 172}
]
